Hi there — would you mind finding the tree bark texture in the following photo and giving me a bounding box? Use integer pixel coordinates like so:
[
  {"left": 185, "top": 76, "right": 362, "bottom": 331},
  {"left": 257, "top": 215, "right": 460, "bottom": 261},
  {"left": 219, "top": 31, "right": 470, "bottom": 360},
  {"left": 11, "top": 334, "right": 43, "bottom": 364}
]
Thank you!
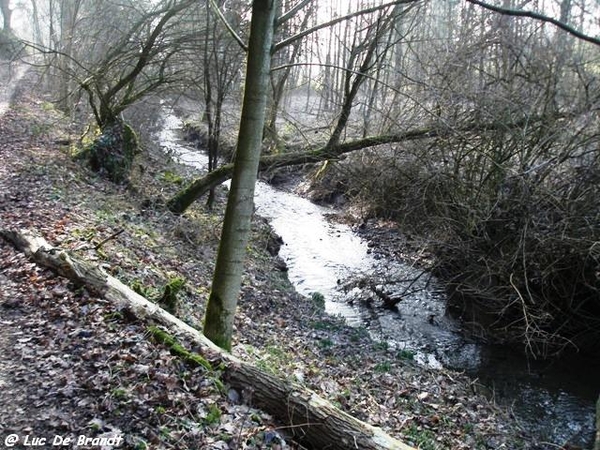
[
  {"left": 203, "top": 0, "right": 277, "bottom": 351},
  {"left": 1, "top": 227, "right": 415, "bottom": 450}
]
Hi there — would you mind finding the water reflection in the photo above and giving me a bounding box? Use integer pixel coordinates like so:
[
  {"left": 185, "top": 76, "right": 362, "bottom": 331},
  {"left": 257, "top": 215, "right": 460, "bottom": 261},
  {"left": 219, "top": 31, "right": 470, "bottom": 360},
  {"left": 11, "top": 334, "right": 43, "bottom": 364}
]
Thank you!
[
  {"left": 254, "top": 182, "right": 375, "bottom": 323},
  {"left": 469, "top": 349, "right": 600, "bottom": 447}
]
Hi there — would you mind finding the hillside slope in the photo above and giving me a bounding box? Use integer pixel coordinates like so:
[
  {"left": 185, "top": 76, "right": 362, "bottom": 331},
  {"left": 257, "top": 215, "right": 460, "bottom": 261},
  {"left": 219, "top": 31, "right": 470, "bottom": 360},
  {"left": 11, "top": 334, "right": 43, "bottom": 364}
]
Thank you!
[{"left": 0, "top": 67, "right": 530, "bottom": 449}]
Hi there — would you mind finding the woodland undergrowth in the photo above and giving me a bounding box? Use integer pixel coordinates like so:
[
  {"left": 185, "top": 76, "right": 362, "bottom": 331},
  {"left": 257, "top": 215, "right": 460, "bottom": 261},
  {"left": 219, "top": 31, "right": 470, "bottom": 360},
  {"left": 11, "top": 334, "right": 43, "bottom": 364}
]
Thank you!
[{"left": 0, "top": 68, "right": 536, "bottom": 449}]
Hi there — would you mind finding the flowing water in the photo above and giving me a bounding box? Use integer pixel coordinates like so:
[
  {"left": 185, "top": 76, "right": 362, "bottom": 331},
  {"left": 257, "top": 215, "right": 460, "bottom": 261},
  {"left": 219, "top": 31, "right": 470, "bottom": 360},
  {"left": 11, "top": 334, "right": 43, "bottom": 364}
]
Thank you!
[{"left": 159, "top": 111, "right": 599, "bottom": 449}]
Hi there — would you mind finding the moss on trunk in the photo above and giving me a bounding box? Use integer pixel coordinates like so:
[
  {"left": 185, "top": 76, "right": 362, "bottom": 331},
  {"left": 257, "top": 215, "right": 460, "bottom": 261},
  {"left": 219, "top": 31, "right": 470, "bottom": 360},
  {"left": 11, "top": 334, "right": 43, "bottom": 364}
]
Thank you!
[
  {"left": 84, "top": 120, "right": 139, "bottom": 183},
  {"left": 203, "top": 292, "right": 234, "bottom": 352},
  {"left": 158, "top": 276, "right": 185, "bottom": 314}
]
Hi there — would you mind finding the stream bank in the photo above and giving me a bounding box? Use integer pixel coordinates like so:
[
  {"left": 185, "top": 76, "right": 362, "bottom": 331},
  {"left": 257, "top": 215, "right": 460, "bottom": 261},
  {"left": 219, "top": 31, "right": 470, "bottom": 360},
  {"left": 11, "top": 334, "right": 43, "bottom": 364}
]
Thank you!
[
  {"left": 151, "top": 107, "right": 538, "bottom": 449},
  {"left": 0, "top": 64, "right": 550, "bottom": 449},
  {"left": 164, "top": 107, "right": 599, "bottom": 449},
  {"left": 354, "top": 219, "right": 600, "bottom": 449}
]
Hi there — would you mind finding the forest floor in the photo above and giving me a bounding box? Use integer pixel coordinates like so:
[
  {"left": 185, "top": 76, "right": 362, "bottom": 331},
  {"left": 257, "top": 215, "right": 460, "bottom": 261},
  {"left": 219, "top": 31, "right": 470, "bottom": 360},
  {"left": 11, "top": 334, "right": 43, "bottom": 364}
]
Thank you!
[{"left": 0, "top": 65, "right": 538, "bottom": 449}]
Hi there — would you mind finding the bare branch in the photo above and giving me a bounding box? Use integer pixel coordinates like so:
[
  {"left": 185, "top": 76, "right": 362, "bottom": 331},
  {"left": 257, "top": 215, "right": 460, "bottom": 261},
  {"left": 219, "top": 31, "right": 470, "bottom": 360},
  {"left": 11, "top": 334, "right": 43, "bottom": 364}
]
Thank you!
[
  {"left": 167, "top": 114, "right": 566, "bottom": 214},
  {"left": 104, "top": 0, "right": 196, "bottom": 107},
  {"left": 276, "top": 0, "right": 314, "bottom": 27},
  {"left": 273, "top": 0, "right": 420, "bottom": 52},
  {"left": 207, "top": 0, "right": 248, "bottom": 52},
  {"left": 465, "top": 0, "right": 600, "bottom": 46}
]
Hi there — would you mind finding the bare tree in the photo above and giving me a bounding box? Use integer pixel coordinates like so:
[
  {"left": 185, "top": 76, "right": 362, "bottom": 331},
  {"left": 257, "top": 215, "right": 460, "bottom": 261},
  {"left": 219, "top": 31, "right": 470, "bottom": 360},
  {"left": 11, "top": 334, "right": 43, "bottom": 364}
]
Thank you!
[
  {"left": 264, "top": 0, "right": 314, "bottom": 149},
  {"left": 168, "top": 0, "right": 422, "bottom": 212},
  {"left": 203, "top": 0, "right": 278, "bottom": 351},
  {"left": 200, "top": 0, "right": 246, "bottom": 208},
  {"left": 28, "top": 0, "right": 199, "bottom": 181}
]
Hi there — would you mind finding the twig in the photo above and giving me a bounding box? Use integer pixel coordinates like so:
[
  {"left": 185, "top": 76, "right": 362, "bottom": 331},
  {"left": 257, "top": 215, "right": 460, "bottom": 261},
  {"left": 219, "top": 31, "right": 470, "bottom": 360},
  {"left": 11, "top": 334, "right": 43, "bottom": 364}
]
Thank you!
[{"left": 94, "top": 228, "right": 125, "bottom": 250}]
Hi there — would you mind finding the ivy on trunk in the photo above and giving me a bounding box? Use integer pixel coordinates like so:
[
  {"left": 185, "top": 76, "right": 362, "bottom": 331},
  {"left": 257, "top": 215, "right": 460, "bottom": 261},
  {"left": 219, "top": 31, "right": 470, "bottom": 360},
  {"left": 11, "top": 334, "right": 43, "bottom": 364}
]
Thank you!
[{"left": 85, "top": 120, "right": 139, "bottom": 183}]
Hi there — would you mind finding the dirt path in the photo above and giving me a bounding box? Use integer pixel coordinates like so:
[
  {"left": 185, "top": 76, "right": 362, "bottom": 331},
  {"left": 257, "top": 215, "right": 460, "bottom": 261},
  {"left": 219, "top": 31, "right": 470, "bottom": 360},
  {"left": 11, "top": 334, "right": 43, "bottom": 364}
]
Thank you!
[
  {"left": 0, "top": 267, "right": 34, "bottom": 439},
  {"left": 0, "top": 60, "right": 40, "bottom": 444},
  {"left": 0, "top": 62, "right": 125, "bottom": 447},
  {"left": 0, "top": 61, "right": 27, "bottom": 116}
]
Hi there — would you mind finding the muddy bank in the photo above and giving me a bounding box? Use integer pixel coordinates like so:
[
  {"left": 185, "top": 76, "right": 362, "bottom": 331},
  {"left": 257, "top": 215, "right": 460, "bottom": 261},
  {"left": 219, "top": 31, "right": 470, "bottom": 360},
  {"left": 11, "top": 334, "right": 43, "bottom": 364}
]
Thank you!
[{"left": 346, "top": 217, "right": 600, "bottom": 449}]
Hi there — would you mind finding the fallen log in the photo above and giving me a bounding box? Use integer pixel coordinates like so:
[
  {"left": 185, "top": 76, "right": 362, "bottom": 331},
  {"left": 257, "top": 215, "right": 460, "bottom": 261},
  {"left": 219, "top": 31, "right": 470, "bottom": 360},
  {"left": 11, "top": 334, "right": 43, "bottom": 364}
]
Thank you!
[
  {"left": 166, "top": 128, "right": 442, "bottom": 214},
  {"left": 1, "top": 228, "right": 415, "bottom": 450},
  {"left": 166, "top": 114, "right": 566, "bottom": 214}
]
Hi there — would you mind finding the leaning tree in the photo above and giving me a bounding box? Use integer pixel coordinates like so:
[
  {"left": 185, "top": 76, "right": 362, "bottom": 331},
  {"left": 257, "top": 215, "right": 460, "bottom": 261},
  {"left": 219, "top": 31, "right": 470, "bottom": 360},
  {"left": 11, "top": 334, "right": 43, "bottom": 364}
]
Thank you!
[{"left": 29, "top": 0, "right": 199, "bottom": 182}]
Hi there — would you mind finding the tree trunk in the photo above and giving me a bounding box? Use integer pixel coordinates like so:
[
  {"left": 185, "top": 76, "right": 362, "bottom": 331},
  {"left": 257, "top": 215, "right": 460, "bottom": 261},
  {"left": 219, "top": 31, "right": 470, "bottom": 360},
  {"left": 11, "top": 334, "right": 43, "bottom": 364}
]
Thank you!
[
  {"left": 57, "top": 1, "right": 82, "bottom": 114},
  {"left": 0, "top": 0, "right": 11, "bottom": 32},
  {"left": 203, "top": 2, "right": 218, "bottom": 209},
  {"left": 85, "top": 119, "right": 139, "bottom": 184},
  {"left": 203, "top": 0, "right": 277, "bottom": 351},
  {"left": 265, "top": 9, "right": 311, "bottom": 148},
  {"left": 1, "top": 227, "right": 415, "bottom": 450}
]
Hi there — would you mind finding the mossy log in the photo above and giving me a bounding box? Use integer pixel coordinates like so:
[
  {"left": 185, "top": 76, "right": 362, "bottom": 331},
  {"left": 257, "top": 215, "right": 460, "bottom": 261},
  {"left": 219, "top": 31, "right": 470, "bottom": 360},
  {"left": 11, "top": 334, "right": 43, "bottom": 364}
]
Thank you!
[
  {"left": 1, "top": 228, "right": 415, "bottom": 450},
  {"left": 166, "top": 115, "right": 560, "bottom": 215},
  {"left": 166, "top": 129, "right": 438, "bottom": 214}
]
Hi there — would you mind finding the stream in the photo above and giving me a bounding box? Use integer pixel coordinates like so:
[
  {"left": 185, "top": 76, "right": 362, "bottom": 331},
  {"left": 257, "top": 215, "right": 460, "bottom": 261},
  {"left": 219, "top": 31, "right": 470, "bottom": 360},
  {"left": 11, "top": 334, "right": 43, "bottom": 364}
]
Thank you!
[{"left": 159, "top": 111, "right": 599, "bottom": 449}]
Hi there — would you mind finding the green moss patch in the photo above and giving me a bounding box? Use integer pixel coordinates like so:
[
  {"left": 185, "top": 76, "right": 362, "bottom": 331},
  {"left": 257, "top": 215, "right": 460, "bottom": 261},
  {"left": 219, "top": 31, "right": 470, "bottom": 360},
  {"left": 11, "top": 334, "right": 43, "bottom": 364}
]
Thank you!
[{"left": 148, "top": 326, "right": 212, "bottom": 371}]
